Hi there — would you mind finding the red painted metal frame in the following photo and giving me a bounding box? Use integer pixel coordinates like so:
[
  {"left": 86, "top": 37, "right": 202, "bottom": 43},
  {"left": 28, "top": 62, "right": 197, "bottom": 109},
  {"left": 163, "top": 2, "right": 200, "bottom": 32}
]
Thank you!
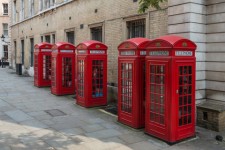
[
  {"left": 34, "top": 42, "right": 53, "bottom": 87},
  {"left": 51, "top": 42, "right": 76, "bottom": 96},
  {"left": 145, "top": 35, "right": 197, "bottom": 143},
  {"left": 117, "top": 38, "right": 151, "bottom": 128},
  {"left": 76, "top": 40, "right": 108, "bottom": 108}
]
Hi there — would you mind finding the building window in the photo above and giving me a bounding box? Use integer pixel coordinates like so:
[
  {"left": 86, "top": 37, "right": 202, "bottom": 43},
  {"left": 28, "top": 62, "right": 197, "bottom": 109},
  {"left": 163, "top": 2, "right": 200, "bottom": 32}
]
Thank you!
[
  {"left": 49, "top": 0, "right": 55, "bottom": 7},
  {"left": 20, "top": 0, "right": 25, "bottom": 20},
  {"left": 13, "top": 1, "right": 16, "bottom": 22},
  {"left": 21, "top": 40, "right": 25, "bottom": 65},
  {"left": 91, "top": 26, "right": 102, "bottom": 42},
  {"left": 30, "top": 0, "right": 35, "bottom": 16},
  {"left": 3, "top": 24, "right": 8, "bottom": 36},
  {"left": 3, "top": 3, "right": 8, "bottom": 15},
  {"left": 66, "top": 31, "right": 75, "bottom": 44},
  {"left": 30, "top": 38, "right": 34, "bottom": 67},
  {"left": 41, "top": 36, "right": 43, "bottom": 42},
  {"left": 40, "top": 0, "right": 55, "bottom": 11},
  {"left": 14, "top": 41, "right": 17, "bottom": 64},
  {"left": 3, "top": 45, "right": 8, "bottom": 60},
  {"left": 52, "top": 34, "right": 55, "bottom": 44},
  {"left": 127, "top": 19, "right": 146, "bottom": 38},
  {"left": 45, "top": 0, "right": 50, "bottom": 9},
  {"left": 39, "top": 0, "right": 43, "bottom": 11},
  {"left": 45, "top": 35, "right": 51, "bottom": 43},
  {"left": 51, "top": 0, "right": 55, "bottom": 6}
]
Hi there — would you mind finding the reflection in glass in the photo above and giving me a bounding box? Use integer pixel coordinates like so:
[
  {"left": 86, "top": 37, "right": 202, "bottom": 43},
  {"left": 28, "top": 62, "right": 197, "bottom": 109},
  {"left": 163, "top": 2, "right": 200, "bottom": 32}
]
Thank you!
[
  {"left": 149, "top": 64, "right": 165, "bottom": 125},
  {"left": 121, "top": 63, "right": 133, "bottom": 113}
]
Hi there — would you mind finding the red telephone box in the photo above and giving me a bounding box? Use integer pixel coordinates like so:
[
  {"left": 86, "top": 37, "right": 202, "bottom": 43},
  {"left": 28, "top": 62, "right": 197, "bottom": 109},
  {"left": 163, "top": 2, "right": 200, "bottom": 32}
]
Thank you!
[
  {"left": 117, "top": 38, "right": 151, "bottom": 128},
  {"left": 34, "top": 42, "right": 53, "bottom": 87},
  {"left": 76, "top": 40, "right": 107, "bottom": 108},
  {"left": 51, "top": 42, "right": 76, "bottom": 96},
  {"left": 145, "top": 35, "right": 197, "bottom": 143}
]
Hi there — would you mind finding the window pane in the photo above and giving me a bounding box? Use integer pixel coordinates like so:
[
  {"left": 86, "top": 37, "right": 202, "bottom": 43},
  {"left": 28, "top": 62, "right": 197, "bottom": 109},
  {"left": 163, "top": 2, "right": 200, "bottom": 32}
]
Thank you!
[
  {"left": 45, "top": 35, "right": 51, "bottom": 43},
  {"left": 3, "top": 4, "right": 8, "bottom": 14},
  {"left": 3, "top": 45, "right": 8, "bottom": 60},
  {"left": 3, "top": 24, "right": 8, "bottom": 36},
  {"left": 91, "top": 26, "right": 102, "bottom": 42},
  {"left": 66, "top": 31, "right": 74, "bottom": 44}
]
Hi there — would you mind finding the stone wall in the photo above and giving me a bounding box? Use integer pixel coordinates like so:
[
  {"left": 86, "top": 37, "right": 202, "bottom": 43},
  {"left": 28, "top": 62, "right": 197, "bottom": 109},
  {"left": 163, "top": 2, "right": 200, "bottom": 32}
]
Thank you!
[
  {"left": 168, "top": 0, "right": 206, "bottom": 103},
  {"left": 206, "top": 0, "right": 225, "bottom": 102}
]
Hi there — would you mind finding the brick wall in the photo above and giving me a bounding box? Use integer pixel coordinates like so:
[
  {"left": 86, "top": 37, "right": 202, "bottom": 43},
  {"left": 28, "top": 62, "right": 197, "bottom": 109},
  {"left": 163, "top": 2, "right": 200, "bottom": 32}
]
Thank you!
[{"left": 11, "top": 0, "right": 168, "bottom": 84}]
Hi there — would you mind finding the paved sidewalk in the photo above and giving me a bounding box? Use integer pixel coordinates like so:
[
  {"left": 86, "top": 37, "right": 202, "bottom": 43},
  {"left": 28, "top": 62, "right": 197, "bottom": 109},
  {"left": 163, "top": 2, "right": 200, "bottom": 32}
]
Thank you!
[{"left": 0, "top": 68, "right": 225, "bottom": 150}]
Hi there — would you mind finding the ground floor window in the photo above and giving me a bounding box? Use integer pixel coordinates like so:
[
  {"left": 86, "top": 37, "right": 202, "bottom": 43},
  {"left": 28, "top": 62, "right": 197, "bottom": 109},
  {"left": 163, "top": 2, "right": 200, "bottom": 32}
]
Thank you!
[
  {"left": 127, "top": 19, "right": 146, "bottom": 38},
  {"left": 3, "top": 45, "right": 8, "bottom": 60},
  {"left": 66, "top": 31, "right": 75, "bottom": 44},
  {"left": 91, "top": 26, "right": 102, "bottom": 42}
]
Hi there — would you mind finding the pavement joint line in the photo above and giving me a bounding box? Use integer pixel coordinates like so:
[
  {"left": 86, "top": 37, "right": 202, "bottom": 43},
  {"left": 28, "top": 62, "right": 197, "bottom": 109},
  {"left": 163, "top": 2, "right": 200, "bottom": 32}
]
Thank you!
[
  {"left": 115, "top": 121, "right": 144, "bottom": 132},
  {"left": 175, "top": 136, "right": 199, "bottom": 145},
  {"left": 98, "top": 109, "right": 117, "bottom": 118}
]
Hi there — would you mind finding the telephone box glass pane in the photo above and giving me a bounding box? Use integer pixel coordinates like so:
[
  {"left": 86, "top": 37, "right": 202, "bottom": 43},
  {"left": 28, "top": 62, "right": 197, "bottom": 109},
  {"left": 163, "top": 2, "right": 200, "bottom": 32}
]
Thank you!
[
  {"left": 178, "top": 66, "right": 193, "bottom": 126},
  {"left": 149, "top": 64, "right": 165, "bottom": 125},
  {"left": 51, "top": 57, "right": 56, "bottom": 87},
  {"left": 77, "top": 60, "right": 84, "bottom": 97},
  {"left": 121, "top": 63, "right": 133, "bottom": 113},
  {"left": 43, "top": 55, "right": 51, "bottom": 80},
  {"left": 34, "top": 54, "right": 38, "bottom": 80},
  {"left": 62, "top": 57, "right": 72, "bottom": 87},
  {"left": 92, "top": 60, "right": 104, "bottom": 98}
]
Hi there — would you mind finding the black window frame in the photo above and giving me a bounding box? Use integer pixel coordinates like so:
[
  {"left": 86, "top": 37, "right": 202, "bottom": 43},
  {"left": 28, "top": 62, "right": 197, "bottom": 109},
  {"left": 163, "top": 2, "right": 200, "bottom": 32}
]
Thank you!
[
  {"left": 91, "top": 26, "right": 103, "bottom": 42},
  {"left": 127, "top": 19, "right": 146, "bottom": 39}
]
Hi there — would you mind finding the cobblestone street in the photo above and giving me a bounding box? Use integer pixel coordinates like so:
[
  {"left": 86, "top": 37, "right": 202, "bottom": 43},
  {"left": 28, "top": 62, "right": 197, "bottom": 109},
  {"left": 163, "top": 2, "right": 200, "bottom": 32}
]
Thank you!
[{"left": 0, "top": 68, "right": 224, "bottom": 150}]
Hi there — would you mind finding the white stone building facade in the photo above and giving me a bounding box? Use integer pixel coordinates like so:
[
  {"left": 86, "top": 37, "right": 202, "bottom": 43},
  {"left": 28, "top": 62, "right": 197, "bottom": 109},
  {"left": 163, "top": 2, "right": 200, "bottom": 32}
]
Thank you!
[{"left": 0, "top": 0, "right": 10, "bottom": 63}]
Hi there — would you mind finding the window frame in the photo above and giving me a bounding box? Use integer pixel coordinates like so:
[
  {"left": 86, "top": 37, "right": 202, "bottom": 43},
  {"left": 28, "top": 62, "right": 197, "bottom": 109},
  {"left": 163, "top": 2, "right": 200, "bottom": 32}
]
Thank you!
[
  {"left": 127, "top": 19, "right": 146, "bottom": 39},
  {"left": 20, "top": 0, "right": 25, "bottom": 20},
  {"left": 90, "top": 26, "right": 103, "bottom": 42},
  {"left": 2, "top": 23, "right": 8, "bottom": 36},
  {"left": 13, "top": 1, "right": 17, "bottom": 22},
  {"left": 3, "top": 45, "right": 8, "bottom": 60},
  {"left": 66, "top": 31, "right": 75, "bottom": 44},
  {"left": 2, "top": 3, "right": 8, "bottom": 15},
  {"left": 30, "top": 38, "right": 34, "bottom": 67}
]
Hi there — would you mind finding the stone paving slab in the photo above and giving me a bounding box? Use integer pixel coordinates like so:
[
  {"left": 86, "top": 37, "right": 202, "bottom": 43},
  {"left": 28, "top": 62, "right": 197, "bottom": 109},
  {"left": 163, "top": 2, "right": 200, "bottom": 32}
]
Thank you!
[
  {"left": 5, "top": 110, "right": 33, "bottom": 122},
  {"left": 0, "top": 68, "right": 225, "bottom": 150},
  {"left": 84, "top": 129, "right": 122, "bottom": 139}
]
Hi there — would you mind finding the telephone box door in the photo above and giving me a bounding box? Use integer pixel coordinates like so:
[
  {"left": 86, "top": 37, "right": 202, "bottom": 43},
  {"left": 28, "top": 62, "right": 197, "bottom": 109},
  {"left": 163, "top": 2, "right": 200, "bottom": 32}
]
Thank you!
[
  {"left": 34, "top": 53, "right": 39, "bottom": 85},
  {"left": 91, "top": 58, "right": 106, "bottom": 99},
  {"left": 175, "top": 61, "right": 196, "bottom": 140},
  {"left": 43, "top": 55, "right": 51, "bottom": 82},
  {"left": 51, "top": 56, "right": 57, "bottom": 89},
  {"left": 77, "top": 57, "right": 85, "bottom": 105},
  {"left": 146, "top": 59, "right": 169, "bottom": 140},
  {"left": 119, "top": 60, "right": 135, "bottom": 123},
  {"left": 62, "top": 55, "right": 75, "bottom": 91}
]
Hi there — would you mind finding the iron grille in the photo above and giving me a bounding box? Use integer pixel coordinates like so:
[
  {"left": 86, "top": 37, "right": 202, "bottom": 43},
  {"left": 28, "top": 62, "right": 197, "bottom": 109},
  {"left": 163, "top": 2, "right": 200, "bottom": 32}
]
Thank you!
[{"left": 127, "top": 19, "right": 146, "bottom": 38}]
